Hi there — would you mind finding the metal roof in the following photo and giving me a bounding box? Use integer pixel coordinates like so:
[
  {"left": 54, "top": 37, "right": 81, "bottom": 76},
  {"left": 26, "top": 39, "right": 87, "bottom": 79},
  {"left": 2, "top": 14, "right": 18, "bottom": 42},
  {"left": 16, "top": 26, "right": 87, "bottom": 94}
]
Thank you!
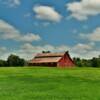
[
  {"left": 35, "top": 52, "right": 65, "bottom": 58},
  {"left": 29, "top": 57, "right": 62, "bottom": 63},
  {"left": 29, "top": 52, "right": 66, "bottom": 63}
]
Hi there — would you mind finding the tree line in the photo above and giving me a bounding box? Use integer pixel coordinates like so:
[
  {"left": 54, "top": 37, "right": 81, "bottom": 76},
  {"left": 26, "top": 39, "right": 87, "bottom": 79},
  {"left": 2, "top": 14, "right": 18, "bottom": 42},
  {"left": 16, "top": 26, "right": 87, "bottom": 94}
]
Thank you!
[
  {"left": 73, "top": 56, "right": 100, "bottom": 67},
  {"left": 0, "top": 54, "right": 100, "bottom": 67},
  {"left": 0, "top": 54, "right": 25, "bottom": 67}
]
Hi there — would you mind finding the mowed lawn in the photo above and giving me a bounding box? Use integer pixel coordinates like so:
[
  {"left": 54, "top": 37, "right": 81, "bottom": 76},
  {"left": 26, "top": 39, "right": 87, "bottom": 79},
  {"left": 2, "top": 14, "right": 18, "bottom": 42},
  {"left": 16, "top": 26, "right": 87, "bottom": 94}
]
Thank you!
[{"left": 0, "top": 67, "right": 100, "bottom": 100}]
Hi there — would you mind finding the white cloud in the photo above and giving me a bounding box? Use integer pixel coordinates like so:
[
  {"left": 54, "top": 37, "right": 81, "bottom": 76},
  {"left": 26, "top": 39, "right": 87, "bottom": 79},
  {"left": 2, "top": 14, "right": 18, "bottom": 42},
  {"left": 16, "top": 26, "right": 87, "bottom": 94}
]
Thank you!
[
  {"left": 70, "top": 43, "right": 100, "bottom": 59},
  {"left": 71, "top": 43, "right": 93, "bottom": 54},
  {"left": 17, "top": 43, "right": 100, "bottom": 59},
  {"left": 33, "top": 22, "right": 50, "bottom": 27},
  {"left": 80, "top": 27, "right": 100, "bottom": 42},
  {"left": 18, "top": 33, "right": 41, "bottom": 42},
  {"left": 72, "top": 29, "right": 78, "bottom": 34},
  {"left": 0, "top": 43, "right": 99, "bottom": 60},
  {"left": 0, "top": 20, "right": 41, "bottom": 42},
  {"left": 66, "top": 0, "right": 100, "bottom": 20},
  {"left": 0, "top": 47, "right": 7, "bottom": 59},
  {"left": 1, "top": 0, "right": 21, "bottom": 7},
  {"left": 42, "top": 22, "right": 50, "bottom": 27},
  {"left": 33, "top": 5, "right": 62, "bottom": 22},
  {"left": 21, "top": 43, "right": 68, "bottom": 54},
  {"left": 0, "top": 47, "right": 7, "bottom": 52},
  {"left": 13, "top": 0, "right": 20, "bottom": 5},
  {"left": 14, "top": 43, "right": 70, "bottom": 60},
  {"left": 24, "top": 13, "right": 31, "bottom": 18}
]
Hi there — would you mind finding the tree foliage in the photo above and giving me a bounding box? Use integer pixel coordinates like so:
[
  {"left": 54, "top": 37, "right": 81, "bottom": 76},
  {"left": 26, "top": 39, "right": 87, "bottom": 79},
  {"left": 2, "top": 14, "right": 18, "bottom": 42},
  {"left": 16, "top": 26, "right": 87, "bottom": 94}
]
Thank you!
[
  {"left": 73, "top": 55, "right": 100, "bottom": 67},
  {"left": 0, "top": 54, "right": 100, "bottom": 67},
  {"left": 0, "top": 60, "right": 7, "bottom": 67},
  {"left": 7, "top": 54, "right": 25, "bottom": 67},
  {"left": 0, "top": 54, "right": 26, "bottom": 67}
]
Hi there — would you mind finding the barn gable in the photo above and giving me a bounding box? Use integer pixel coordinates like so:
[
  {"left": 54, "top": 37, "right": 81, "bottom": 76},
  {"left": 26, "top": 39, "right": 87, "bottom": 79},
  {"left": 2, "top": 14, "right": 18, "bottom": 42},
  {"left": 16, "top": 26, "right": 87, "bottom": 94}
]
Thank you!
[
  {"left": 28, "top": 51, "right": 75, "bottom": 67},
  {"left": 58, "top": 52, "right": 75, "bottom": 67}
]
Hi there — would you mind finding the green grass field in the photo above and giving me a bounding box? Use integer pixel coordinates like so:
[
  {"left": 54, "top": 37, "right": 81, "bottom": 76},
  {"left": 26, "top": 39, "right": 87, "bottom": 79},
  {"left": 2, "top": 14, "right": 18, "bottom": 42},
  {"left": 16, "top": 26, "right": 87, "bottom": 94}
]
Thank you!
[{"left": 0, "top": 67, "right": 100, "bottom": 100}]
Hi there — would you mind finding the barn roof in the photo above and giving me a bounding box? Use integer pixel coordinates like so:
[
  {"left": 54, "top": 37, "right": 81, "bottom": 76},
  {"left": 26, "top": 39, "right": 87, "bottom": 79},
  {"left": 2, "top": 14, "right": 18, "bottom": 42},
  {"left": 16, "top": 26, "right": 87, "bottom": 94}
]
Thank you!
[
  {"left": 29, "top": 52, "right": 66, "bottom": 63},
  {"left": 35, "top": 52, "right": 65, "bottom": 58},
  {"left": 29, "top": 57, "right": 61, "bottom": 63}
]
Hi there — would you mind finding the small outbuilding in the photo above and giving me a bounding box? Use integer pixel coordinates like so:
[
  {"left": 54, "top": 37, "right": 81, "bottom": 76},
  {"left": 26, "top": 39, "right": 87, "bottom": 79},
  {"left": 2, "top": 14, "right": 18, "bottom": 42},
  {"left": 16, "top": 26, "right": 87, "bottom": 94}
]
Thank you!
[{"left": 28, "top": 51, "right": 75, "bottom": 68}]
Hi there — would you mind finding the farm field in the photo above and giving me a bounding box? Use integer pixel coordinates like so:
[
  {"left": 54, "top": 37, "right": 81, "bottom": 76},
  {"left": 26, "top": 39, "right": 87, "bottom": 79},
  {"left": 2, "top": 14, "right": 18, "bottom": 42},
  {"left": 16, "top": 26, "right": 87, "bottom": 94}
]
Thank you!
[{"left": 0, "top": 67, "right": 100, "bottom": 100}]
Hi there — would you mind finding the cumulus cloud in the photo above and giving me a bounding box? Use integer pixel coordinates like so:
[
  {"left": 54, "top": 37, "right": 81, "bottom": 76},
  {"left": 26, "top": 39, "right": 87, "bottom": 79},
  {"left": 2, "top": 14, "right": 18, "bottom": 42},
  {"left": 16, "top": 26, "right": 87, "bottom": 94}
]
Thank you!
[
  {"left": 71, "top": 43, "right": 93, "bottom": 54},
  {"left": 0, "top": 43, "right": 70, "bottom": 60},
  {"left": 11, "top": 43, "right": 70, "bottom": 60},
  {"left": 70, "top": 43, "right": 100, "bottom": 58},
  {"left": 17, "top": 43, "right": 100, "bottom": 59},
  {"left": 0, "top": 47, "right": 7, "bottom": 59},
  {"left": 80, "top": 27, "right": 100, "bottom": 42},
  {"left": 0, "top": 20, "right": 41, "bottom": 42},
  {"left": 66, "top": 0, "right": 100, "bottom": 20},
  {"left": 0, "top": 43, "right": 99, "bottom": 60},
  {"left": 21, "top": 43, "right": 70, "bottom": 54},
  {"left": 13, "top": 0, "right": 20, "bottom": 5},
  {"left": 18, "top": 33, "right": 41, "bottom": 42},
  {"left": 0, "top": 47, "right": 7, "bottom": 52},
  {"left": 33, "top": 5, "right": 62, "bottom": 22}
]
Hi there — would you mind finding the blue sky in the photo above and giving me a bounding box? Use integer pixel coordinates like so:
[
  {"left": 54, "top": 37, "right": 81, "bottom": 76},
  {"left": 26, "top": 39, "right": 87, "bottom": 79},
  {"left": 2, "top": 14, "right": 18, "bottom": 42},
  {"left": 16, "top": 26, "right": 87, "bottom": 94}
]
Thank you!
[{"left": 0, "top": 0, "right": 100, "bottom": 59}]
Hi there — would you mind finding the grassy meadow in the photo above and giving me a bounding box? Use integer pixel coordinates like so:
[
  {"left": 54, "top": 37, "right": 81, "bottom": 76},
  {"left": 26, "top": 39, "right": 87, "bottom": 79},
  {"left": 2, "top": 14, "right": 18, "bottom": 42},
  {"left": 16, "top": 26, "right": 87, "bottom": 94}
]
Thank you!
[{"left": 0, "top": 67, "right": 100, "bottom": 100}]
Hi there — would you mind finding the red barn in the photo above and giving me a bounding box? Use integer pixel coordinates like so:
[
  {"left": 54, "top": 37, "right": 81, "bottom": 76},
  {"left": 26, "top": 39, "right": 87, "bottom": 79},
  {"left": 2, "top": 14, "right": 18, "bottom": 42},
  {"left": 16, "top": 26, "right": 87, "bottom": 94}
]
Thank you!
[{"left": 28, "top": 51, "right": 75, "bottom": 68}]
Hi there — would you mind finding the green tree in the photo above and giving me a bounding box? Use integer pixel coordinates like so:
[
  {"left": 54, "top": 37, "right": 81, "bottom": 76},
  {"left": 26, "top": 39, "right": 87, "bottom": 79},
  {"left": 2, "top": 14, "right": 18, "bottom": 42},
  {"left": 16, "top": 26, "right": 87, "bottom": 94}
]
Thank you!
[
  {"left": 7, "top": 54, "right": 25, "bottom": 67},
  {"left": 91, "top": 57, "right": 98, "bottom": 67},
  {"left": 73, "top": 57, "right": 82, "bottom": 67},
  {"left": 0, "top": 60, "right": 7, "bottom": 67}
]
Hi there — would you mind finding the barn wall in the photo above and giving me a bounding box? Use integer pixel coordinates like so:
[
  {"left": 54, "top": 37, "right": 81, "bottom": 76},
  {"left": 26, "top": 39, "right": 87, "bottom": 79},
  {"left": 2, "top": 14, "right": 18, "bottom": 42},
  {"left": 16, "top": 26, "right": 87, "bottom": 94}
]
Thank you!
[
  {"left": 29, "top": 62, "right": 57, "bottom": 67},
  {"left": 58, "top": 53, "right": 75, "bottom": 67}
]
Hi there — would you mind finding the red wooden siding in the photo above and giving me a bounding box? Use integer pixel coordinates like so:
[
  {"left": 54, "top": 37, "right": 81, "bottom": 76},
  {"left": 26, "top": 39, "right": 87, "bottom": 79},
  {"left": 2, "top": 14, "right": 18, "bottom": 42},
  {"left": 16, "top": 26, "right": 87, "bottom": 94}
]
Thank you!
[
  {"left": 28, "top": 51, "right": 75, "bottom": 67},
  {"left": 58, "top": 53, "right": 75, "bottom": 67}
]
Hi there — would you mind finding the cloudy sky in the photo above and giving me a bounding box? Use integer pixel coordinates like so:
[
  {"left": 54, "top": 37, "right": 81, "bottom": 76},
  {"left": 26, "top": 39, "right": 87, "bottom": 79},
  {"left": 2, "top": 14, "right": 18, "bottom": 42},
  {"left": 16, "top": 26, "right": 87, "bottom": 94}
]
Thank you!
[{"left": 0, "top": 0, "right": 100, "bottom": 60}]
